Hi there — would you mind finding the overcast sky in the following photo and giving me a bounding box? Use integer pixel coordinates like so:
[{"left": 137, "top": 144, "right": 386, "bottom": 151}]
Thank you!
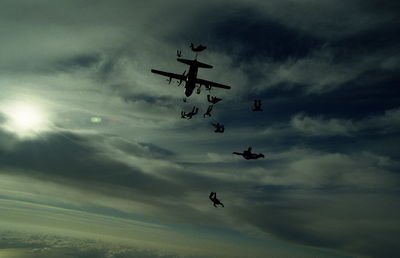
[{"left": 0, "top": 1, "right": 399, "bottom": 257}]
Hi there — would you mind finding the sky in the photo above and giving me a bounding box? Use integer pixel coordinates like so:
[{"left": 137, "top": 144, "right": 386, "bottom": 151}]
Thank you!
[{"left": 0, "top": 0, "right": 399, "bottom": 257}]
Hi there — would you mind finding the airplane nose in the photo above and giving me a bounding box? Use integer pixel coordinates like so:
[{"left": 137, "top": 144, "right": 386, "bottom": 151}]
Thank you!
[{"left": 185, "top": 89, "right": 193, "bottom": 97}]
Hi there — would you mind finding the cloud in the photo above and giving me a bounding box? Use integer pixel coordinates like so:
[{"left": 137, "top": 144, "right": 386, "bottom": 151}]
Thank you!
[
  {"left": 0, "top": 230, "right": 186, "bottom": 258},
  {"left": 290, "top": 113, "right": 358, "bottom": 136},
  {"left": 262, "top": 107, "right": 400, "bottom": 137},
  {"left": 232, "top": 189, "right": 400, "bottom": 258}
]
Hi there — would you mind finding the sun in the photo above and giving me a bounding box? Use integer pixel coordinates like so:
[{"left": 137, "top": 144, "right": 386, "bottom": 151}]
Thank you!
[
  {"left": 2, "top": 102, "right": 49, "bottom": 137},
  {"left": 11, "top": 105, "right": 42, "bottom": 129}
]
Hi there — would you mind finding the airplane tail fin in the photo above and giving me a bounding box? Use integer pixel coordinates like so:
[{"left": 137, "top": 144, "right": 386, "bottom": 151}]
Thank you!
[{"left": 177, "top": 58, "right": 213, "bottom": 69}]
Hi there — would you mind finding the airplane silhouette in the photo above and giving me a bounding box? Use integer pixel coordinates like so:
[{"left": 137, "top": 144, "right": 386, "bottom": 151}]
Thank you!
[
  {"left": 233, "top": 147, "right": 264, "bottom": 160},
  {"left": 151, "top": 48, "right": 231, "bottom": 97}
]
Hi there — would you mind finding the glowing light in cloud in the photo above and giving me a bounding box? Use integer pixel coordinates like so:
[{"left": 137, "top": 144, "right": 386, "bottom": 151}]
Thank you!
[
  {"left": 2, "top": 101, "right": 49, "bottom": 137},
  {"left": 90, "top": 116, "right": 102, "bottom": 123}
]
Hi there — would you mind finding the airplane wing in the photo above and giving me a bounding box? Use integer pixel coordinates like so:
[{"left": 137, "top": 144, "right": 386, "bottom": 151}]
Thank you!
[
  {"left": 151, "top": 69, "right": 186, "bottom": 81},
  {"left": 196, "top": 78, "right": 231, "bottom": 90}
]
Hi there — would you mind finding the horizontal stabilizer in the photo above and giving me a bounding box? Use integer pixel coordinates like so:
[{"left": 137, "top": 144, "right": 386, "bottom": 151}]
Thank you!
[{"left": 177, "top": 58, "right": 213, "bottom": 69}]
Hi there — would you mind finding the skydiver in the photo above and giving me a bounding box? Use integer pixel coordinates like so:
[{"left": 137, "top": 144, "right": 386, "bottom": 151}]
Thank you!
[
  {"left": 253, "top": 99, "right": 263, "bottom": 111},
  {"left": 190, "top": 43, "right": 207, "bottom": 52},
  {"left": 185, "top": 106, "right": 199, "bottom": 119},
  {"left": 203, "top": 105, "right": 213, "bottom": 118},
  {"left": 177, "top": 50, "right": 182, "bottom": 57},
  {"left": 211, "top": 122, "right": 225, "bottom": 133},
  {"left": 243, "top": 146, "right": 252, "bottom": 156},
  {"left": 181, "top": 111, "right": 187, "bottom": 119},
  {"left": 207, "top": 94, "right": 222, "bottom": 104},
  {"left": 209, "top": 192, "right": 224, "bottom": 208},
  {"left": 233, "top": 147, "right": 264, "bottom": 160}
]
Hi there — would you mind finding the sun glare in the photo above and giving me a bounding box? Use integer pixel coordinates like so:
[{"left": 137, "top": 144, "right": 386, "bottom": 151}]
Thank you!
[{"left": 2, "top": 102, "right": 48, "bottom": 137}]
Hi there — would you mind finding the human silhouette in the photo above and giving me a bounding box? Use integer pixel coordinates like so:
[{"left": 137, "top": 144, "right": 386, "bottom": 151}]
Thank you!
[
  {"left": 233, "top": 147, "right": 264, "bottom": 160},
  {"left": 253, "top": 99, "right": 263, "bottom": 111},
  {"left": 181, "top": 111, "right": 187, "bottom": 119},
  {"left": 207, "top": 94, "right": 222, "bottom": 104},
  {"left": 209, "top": 192, "right": 224, "bottom": 207},
  {"left": 177, "top": 50, "right": 182, "bottom": 57},
  {"left": 190, "top": 43, "right": 207, "bottom": 52},
  {"left": 211, "top": 122, "right": 224, "bottom": 133},
  {"left": 203, "top": 105, "right": 213, "bottom": 118},
  {"left": 184, "top": 106, "right": 198, "bottom": 119}
]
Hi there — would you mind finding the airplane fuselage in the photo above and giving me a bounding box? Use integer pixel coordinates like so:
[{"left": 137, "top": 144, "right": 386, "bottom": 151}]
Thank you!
[
  {"left": 151, "top": 57, "right": 229, "bottom": 98},
  {"left": 184, "top": 65, "right": 199, "bottom": 97}
]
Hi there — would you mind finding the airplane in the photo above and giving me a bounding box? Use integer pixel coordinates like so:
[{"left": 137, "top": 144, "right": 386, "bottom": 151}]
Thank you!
[
  {"left": 233, "top": 147, "right": 265, "bottom": 160},
  {"left": 151, "top": 58, "right": 231, "bottom": 97}
]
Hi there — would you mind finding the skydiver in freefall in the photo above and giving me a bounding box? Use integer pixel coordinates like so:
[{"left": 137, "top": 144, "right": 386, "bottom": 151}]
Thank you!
[
  {"left": 185, "top": 106, "right": 199, "bottom": 119},
  {"left": 203, "top": 105, "right": 213, "bottom": 118},
  {"left": 211, "top": 122, "right": 224, "bottom": 133},
  {"left": 233, "top": 147, "right": 265, "bottom": 160},
  {"left": 209, "top": 192, "right": 224, "bottom": 207},
  {"left": 253, "top": 99, "right": 263, "bottom": 111},
  {"left": 181, "top": 110, "right": 187, "bottom": 119},
  {"left": 190, "top": 43, "right": 207, "bottom": 52},
  {"left": 190, "top": 43, "right": 207, "bottom": 59},
  {"left": 207, "top": 94, "right": 222, "bottom": 104}
]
